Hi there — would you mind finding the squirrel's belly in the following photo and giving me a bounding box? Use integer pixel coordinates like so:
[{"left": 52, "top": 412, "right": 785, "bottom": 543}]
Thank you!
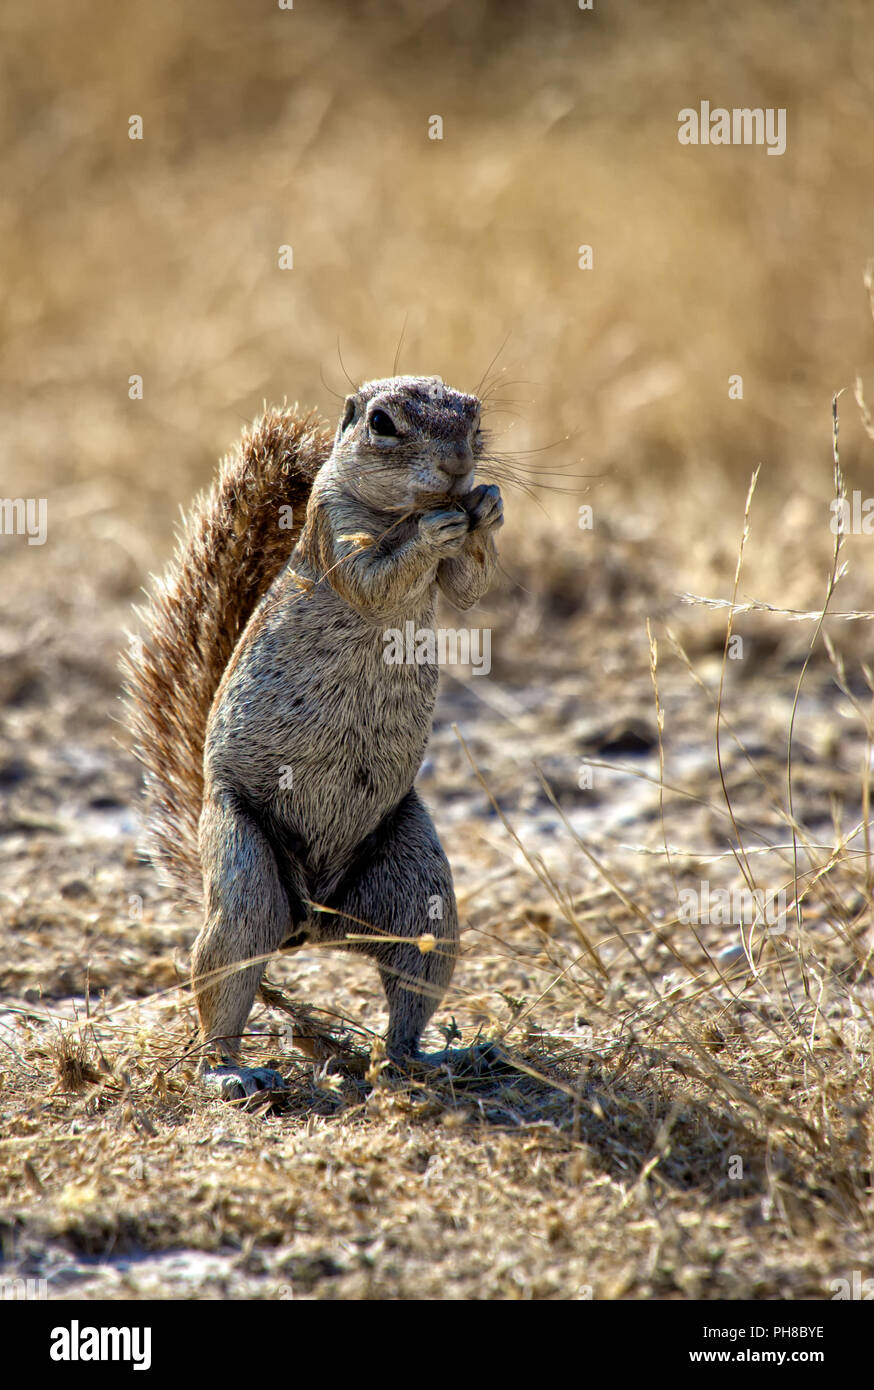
[{"left": 205, "top": 620, "right": 439, "bottom": 871}]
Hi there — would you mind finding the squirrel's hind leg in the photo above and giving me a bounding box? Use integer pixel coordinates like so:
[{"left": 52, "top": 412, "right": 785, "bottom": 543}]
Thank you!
[
  {"left": 320, "top": 790, "right": 460, "bottom": 1060},
  {"left": 193, "top": 789, "right": 302, "bottom": 1101}
]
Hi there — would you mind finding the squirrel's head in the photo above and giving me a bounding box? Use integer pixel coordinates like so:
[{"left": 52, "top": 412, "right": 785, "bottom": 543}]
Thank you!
[{"left": 330, "top": 375, "right": 482, "bottom": 514}]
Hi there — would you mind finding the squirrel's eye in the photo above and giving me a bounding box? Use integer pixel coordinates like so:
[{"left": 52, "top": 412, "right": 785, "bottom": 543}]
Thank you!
[{"left": 369, "top": 409, "right": 398, "bottom": 438}]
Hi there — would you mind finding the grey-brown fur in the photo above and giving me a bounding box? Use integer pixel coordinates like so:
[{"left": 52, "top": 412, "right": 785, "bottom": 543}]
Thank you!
[{"left": 126, "top": 376, "right": 502, "bottom": 1098}]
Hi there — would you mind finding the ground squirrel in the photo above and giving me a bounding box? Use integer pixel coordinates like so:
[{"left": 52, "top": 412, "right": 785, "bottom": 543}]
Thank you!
[{"left": 124, "top": 376, "right": 503, "bottom": 1099}]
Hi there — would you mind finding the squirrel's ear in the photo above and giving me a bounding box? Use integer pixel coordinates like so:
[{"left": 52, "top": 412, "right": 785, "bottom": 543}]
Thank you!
[{"left": 340, "top": 396, "right": 358, "bottom": 433}]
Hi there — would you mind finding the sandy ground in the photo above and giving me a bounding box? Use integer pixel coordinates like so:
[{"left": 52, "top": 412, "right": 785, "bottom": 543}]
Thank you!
[{"left": 1, "top": 504, "right": 873, "bottom": 1297}]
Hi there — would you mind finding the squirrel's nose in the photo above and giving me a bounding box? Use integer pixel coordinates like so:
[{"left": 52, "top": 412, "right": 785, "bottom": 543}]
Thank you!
[{"left": 438, "top": 447, "right": 474, "bottom": 479}]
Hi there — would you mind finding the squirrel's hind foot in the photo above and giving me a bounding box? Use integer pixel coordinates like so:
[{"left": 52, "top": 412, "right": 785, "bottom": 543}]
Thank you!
[
  {"left": 392, "top": 1041, "right": 509, "bottom": 1079},
  {"left": 199, "top": 1061, "right": 289, "bottom": 1108}
]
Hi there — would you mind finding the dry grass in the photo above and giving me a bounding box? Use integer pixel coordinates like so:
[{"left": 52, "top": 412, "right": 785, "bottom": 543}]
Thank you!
[{"left": 0, "top": 0, "right": 873, "bottom": 1300}]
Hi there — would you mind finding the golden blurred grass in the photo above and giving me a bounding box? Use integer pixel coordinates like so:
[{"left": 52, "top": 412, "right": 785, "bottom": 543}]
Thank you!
[{"left": 2, "top": 0, "right": 873, "bottom": 607}]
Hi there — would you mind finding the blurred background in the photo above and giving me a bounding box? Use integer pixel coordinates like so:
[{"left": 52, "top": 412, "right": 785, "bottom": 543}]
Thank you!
[
  {"left": 2, "top": 0, "right": 873, "bottom": 654},
  {"left": 1, "top": 1, "right": 874, "bottom": 1299},
  {"left": 0, "top": 0, "right": 872, "bottom": 829}
]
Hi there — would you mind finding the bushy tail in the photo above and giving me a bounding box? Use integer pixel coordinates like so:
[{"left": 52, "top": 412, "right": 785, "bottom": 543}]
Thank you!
[{"left": 122, "top": 405, "right": 333, "bottom": 907}]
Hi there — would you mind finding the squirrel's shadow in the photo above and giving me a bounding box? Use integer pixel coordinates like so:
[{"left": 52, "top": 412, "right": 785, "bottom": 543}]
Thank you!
[{"left": 259, "top": 1040, "right": 791, "bottom": 1203}]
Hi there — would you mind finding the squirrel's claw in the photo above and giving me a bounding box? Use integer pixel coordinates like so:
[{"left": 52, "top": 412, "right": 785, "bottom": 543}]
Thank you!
[
  {"left": 200, "top": 1062, "right": 289, "bottom": 1108},
  {"left": 459, "top": 483, "right": 503, "bottom": 532},
  {"left": 391, "top": 1041, "right": 510, "bottom": 1078},
  {"left": 418, "top": 507, "right": 470, "bottom": 555}
]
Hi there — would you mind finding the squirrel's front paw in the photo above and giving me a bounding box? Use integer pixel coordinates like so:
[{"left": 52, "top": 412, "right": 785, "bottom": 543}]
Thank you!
[
  {"left": 459, "top": 483, "right": 503, "bottom": 532},
  {"left": 418, "top": 507, "right": 469, "bottom": 557}
]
